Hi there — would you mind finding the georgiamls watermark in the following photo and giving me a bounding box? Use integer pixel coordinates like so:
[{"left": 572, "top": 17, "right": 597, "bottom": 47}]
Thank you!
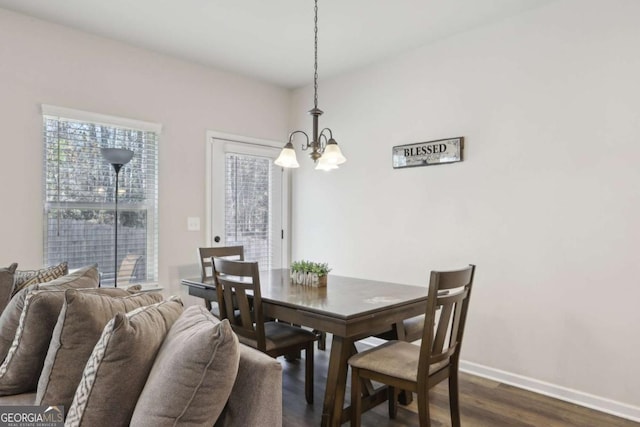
[{"left": 0, "top": 406, "right": 63, "bottom": 427}]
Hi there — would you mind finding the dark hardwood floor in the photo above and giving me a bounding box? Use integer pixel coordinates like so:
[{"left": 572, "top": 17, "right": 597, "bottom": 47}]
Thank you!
[{"left": 280, "top": 339, "right": 638, "bottom": 427}]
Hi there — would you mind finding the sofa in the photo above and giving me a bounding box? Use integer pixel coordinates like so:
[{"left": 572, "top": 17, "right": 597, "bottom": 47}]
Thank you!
[{"left": 0, "top": 263, "right": 283, "bottom": 427}]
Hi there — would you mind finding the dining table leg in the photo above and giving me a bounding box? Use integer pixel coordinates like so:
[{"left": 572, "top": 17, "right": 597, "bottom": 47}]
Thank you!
[{"left": 321, "top": 334, "right": 354, "bottom": 427}]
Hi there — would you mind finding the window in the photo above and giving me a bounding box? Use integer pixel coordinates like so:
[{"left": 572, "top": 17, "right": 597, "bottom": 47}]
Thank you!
[
  {"left": 42, "top": 105, "right": 160, "bottom": 285},
  {"left": 224, "top": 152, "right": 274, "bottom": 268}
]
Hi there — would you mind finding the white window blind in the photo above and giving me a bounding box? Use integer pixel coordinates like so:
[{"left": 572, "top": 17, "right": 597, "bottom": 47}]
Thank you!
[
  {"left": 224, "top": 153, "right": 273, "bottom": 269},
  {"left": 42, "top": 105, "right": 159, "bottom": 285}
]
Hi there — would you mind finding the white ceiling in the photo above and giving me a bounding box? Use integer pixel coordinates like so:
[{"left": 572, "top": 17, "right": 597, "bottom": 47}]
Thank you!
[{"left": 0, "top": 0, "right": 556, "bottom": 88}]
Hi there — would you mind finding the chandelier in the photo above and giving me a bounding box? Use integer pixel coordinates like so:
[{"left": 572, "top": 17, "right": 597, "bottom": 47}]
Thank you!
[{"left": 274, "top": 0, "right": 347, "bottom": 171}]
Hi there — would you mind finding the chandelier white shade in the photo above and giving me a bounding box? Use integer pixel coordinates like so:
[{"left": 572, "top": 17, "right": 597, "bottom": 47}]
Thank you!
[
  {"left": 274, "top": 142, "right": 300, "bottom": 168},
  {"left": 321, "top": 140, "right": 346, "bottom": 165},
  {"left": 315, "top": 157, "right": 338, "bottom": 171}
]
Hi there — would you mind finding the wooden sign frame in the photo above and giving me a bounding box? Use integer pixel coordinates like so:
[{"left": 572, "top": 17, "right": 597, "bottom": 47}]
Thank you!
[{"left": 392, "top": 137, "right": 464, "bottom": 169}]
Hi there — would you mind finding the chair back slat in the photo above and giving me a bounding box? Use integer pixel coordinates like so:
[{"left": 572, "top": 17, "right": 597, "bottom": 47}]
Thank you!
[
  {"left": 418, "top": 265, "right": 475, "bottom": 382},
  {"left": 212, "top": 257, "right": 265, "bottom": 350},
  {"left": 219, "top": 279, "right": 241, "bottom": 323},
  {"left": 198, "top": 246, "right": 244, "bottom": 280},
  {"left": 431, "top": 303, "right": 453, "bottom": 356},
  {"left": 429, "top": 288, "right": 469, "bottom": 364},
  {"left": 235, "top": 287, "right": 254, "bottom": 328}
]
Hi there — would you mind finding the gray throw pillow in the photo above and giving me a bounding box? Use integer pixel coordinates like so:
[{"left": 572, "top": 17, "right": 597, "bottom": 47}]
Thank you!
[
  {"left": 0, "top": 286, "right": 133, "bottom": 396},
  {"left": 65, "top": 299, "right": 184, "bottom": 427},
  {"left": 0, "top": 263, "right": 17, "bottom": 315},
  {"left": 0, "top": 265, "right": 100, "bottom": 364},
  {"left": 0, "top": 289, "right": 69, "bottom": 395},
  {"left": 130, "top": 306, "right": 240, "bottom": 426},
  {"left": 36, "top": 290, "right": 164, "bottom": 411},
  {"left": 0, "top": 284, "right": 32, "bottom": 364}
]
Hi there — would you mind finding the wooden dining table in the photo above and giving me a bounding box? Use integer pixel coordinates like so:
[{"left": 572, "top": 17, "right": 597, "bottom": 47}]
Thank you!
[{"left": 181, "top": 268, "right": 428, "bottom": 427}]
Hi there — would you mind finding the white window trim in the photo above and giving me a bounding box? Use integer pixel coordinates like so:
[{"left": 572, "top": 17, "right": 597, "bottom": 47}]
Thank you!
[{"left": 42, "top": 104, "right": 162, "bottom": 134}]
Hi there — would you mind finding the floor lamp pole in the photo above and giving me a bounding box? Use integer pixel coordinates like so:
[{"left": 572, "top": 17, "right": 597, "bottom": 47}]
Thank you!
[
  {"left": 101, "top": 148, "right": 134, "bottom": 288},
  {"left": 113, "top": 165, "right": 121, "bottom": 288}
]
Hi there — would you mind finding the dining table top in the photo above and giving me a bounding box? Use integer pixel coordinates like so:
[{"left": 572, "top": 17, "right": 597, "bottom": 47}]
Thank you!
[{"left": 182, "top": 268, "right": 428, "bottom": 320}]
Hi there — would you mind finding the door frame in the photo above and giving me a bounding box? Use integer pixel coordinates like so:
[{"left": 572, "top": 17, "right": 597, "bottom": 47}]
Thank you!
[{"left": 205, "top": 130, "right": 291, "bottom": 268}]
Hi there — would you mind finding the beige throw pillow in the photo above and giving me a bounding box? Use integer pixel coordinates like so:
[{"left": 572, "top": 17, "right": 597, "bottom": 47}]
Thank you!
[
  {"left": 12, "top": 262, "right": 68, "bottom": 296},
  {"left": 36, "top": 290, "right": 164, "bottom": 411},
  {"left": 65, "top": 299, "right": 184, "bottom": 427},
  {"left": 38, "top": 264, "right": 98, "bottom": 291},
  {"left": 130, "top": 306, "right": 240, "bottom": 426}
]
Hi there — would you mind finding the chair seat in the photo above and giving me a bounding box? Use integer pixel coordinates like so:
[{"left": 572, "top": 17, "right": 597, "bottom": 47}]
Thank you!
[
  {"left": 238, "top": 321, "right": 317, "bottom": 352},
  {"left": 349, "top": 341, "right": 448, "bottom": 382}
]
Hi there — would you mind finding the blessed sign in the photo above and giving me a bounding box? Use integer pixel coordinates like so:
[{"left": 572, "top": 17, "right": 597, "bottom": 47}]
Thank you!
[{"left": 392, "top": 137, "right": 463, "bottom": 169}]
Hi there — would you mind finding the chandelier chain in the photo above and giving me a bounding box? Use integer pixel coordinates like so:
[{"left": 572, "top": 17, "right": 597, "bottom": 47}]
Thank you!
[{"left": 314, "top": 0, "right": 318, "bottom": 109}]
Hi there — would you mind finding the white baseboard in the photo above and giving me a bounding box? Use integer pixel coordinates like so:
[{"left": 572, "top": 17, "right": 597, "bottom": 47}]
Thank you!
[
  {"left": 358, "top": 338, "right": 640, "bottom": 422},
  {"left": 459, "top": 360, "right": 640, "bottom": 423}
]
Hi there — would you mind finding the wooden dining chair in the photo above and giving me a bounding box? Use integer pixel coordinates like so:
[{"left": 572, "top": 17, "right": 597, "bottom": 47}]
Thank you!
[
  {"left": 116, "top": 254, "right": 143, "bottom": 285},
  {"left": 197, "top": 246, "right": 244, "bottom": 315},
  {"left": 348, "top": 264, "right": 476, "bottom": 427},
  {"left": 98, "top": 254, "right": 142, "bottom": 287},
  {"left": 212, "top": 257, "right": 317, "bottom": 404}
]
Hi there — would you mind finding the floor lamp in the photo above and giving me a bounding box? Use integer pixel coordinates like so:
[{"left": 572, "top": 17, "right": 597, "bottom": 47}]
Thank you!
[{"left": 101, "top": 148, "right": 134, "bottom": 287}]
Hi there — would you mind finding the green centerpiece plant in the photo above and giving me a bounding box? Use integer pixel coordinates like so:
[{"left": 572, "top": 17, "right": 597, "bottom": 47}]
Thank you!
[{"left": 290, "top": 260, "right": 331, "bottom": 287}]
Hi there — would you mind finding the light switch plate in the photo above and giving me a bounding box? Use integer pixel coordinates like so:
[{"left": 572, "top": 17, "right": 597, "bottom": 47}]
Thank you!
[{"left": 187, "top": 217, "right": 200, "bottom": 231}]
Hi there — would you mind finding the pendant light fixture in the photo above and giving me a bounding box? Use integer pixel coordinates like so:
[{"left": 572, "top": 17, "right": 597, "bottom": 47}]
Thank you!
[{"left": 275, "top": 0, "right": 346, "bottom": 171}]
